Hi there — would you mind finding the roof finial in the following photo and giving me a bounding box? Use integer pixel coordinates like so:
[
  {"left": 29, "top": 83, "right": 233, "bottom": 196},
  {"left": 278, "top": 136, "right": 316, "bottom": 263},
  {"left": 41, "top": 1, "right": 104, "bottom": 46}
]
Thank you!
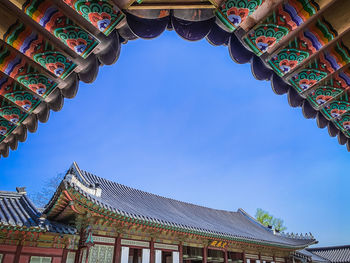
[{"left": 16, "top": 187, "right": 26, "bottom": 194}]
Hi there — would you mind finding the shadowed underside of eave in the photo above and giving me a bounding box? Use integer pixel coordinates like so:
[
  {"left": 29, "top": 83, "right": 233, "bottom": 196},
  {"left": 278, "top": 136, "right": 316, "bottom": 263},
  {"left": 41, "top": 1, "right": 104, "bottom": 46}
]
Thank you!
[{"left": 1, "top": 0, "right": 350, "bottom": 157}]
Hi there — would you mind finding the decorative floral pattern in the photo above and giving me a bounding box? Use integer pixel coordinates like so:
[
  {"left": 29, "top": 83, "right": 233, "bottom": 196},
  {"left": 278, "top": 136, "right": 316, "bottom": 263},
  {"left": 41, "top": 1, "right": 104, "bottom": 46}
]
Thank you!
[
  {"left": 0, "top": 76, "right": 41, "bottom": 112},
  {"left": 0, "top": 45, "right": 57, "bottom": 98},
  {"left": 22, "top": 0, "right": 99, "bottom": 58},
  {"left": 307, "top": 84, "right": 344, "bottom": 109},
  {"left": 0, "top": 97, "right": 27, "bottom": 125},
  {"left": 269, "top": 18, "right": 338, "bottom": 76},
  {"left": 216, "top": 0, "right": 264, "bottom": 31},
  {"left": 334, "top": 113, "right": 350, "bottom": 137},
  {"left": 289, "top": 68, "right": 327, "bottom": 93},
  {"left": 269, "top": 49, "right": 309, "bottom": 75},
  {"left": 0, "top": 118, "right": 16, "bottom": 140},
  {"left": 287, "top": 42, "right": 349, "bottom": 96},
  {"left": 321, "top": 92, "right": 350, "bottom": 120},
  {"left": 62, "top": 0, "right": 125, "bottom": 36},
  {"left": 243, "top": 0, "right": 319, "bottom": 55},
  {"left": 3, "top": 20, "right": 77, "bottom": 79},
  {"left": 244, "top": 24, "right": 289, "bottom": 55}
]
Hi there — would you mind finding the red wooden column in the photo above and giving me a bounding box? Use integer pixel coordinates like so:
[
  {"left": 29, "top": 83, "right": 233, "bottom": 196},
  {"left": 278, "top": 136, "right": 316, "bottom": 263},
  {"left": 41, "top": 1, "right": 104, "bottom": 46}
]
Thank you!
[
  {"left": 243, "top": 252, "right": 246, "bottom": 263},
  {"left": 62, "top": 249, "right": 69, "bottom": 263},
  {"left": 179, "top": 243, "right": 183, "bottom": 263},
  {"left": 203, "top": 246, "right": 207, "bottom": 263},
  {"left": 114, "top": 235, "right": 122, "bottom": 263},
  {"left": 224, "top": 250, "right": 228, "bottom": 263},
  {"left": 14, "top": 243, "right": 23, "bottom": 263},
  {"left": 150, "top": 238, "right": 155, "bottom": 263},
  {"left": 74, "top": 250, "right": 79, "bottom": 263}
]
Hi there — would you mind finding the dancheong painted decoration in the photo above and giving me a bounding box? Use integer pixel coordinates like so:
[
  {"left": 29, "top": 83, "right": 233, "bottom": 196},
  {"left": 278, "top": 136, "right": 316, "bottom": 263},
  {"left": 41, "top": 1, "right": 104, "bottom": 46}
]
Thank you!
[
  {"left": 0, "top": 162, "right": 323, "bottom": 262},
  {"left": 1, "top": 0, "right": 350, "bottom": 157}
]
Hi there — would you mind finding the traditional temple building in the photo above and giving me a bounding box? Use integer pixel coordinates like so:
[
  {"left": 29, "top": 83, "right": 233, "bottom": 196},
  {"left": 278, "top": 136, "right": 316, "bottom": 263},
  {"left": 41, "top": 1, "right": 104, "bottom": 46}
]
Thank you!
[
  {"left": 1, "top": 162, "right": 318, "bottom": 263},
  {"left": 1, "top": 0, "right": 350, "bottom": 156}
]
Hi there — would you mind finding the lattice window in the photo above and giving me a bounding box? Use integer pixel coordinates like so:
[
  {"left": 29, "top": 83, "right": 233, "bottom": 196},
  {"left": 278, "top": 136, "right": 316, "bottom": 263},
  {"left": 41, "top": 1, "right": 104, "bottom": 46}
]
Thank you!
[
  {"left": 30, "top": 257, "right": 52, "bottom": 263},
  {"left": 66, "top": 252, "right": 76, "bottom": 263},
  {"left": 81, "top": 248, "right": 87, "bottom": 263},
  {"left": 88, "top": 244, "right": 114, "bottom": 263}
]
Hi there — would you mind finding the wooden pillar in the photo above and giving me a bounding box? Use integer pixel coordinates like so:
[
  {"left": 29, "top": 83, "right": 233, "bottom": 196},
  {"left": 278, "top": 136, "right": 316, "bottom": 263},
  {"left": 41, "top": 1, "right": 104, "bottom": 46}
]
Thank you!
[
  {"left": 150, "top": 238, "right": 155, "bottom": 263},
  {"left": 114, "top": 235, "right": 122, "bottom": 263},
  {"left": 74, "top": 248, "right": 81, "bottom": 263},
  {"left": 14, "top": 243, "right": 23, "bottom": 263},
  {"left": 243, "top": 252, "right": 246, "bottom": 263},
  {"left": 179, "top": 243, "right": 183, "bottom": 263},
  {"left": 224, "top": 250, "right": 228, "bottom": 263},
  {"left": 62, "top": 249, "right": 69, "bottom": 263},
  {"left": 203, "top": 246, "right": 207, "bottom": 263}
]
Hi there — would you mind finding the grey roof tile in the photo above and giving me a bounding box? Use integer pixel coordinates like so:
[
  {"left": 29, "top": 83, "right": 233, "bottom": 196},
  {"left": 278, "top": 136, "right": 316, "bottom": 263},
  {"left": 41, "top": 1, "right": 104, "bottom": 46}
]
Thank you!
[
  {"left": 0, "top": 191, "right": 76, "bottom": 235},
  {"left": 307, "top": 246, "right": 350, "bottom": 263},
  {"left": 297, "top": 249, "right": 329, "bottom": 262}
]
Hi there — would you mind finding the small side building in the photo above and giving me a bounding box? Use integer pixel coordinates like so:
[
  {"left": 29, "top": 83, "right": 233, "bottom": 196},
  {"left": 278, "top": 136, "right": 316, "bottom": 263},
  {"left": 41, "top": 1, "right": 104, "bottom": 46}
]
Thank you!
[
  {"left": 0, "top": 188, "right": 77, "bottom": 262},
  {"left": 307, "top": 246, "right": 350, "bottom": 263},
  {"left": 293, "top": 249, "right": 329, "bottom": 263}
]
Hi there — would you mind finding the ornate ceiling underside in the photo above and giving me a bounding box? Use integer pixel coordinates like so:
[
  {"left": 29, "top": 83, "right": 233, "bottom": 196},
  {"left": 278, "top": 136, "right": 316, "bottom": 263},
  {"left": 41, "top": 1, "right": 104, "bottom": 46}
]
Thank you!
[{"left": 0, "top": 0, "right": 350, "bottom": 157}]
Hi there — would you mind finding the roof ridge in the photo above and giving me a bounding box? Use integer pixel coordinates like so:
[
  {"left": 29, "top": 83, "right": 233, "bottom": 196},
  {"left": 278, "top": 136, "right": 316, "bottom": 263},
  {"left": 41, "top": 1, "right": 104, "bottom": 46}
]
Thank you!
[
  {"left": 79, "top": 168, "right": 241, "bottom": 215},
  {"left": 0, "top": 190, "right": 23, "bottom": 196},
  {"left": 238, "top": 208, "right": 273, "bottom": 231}
]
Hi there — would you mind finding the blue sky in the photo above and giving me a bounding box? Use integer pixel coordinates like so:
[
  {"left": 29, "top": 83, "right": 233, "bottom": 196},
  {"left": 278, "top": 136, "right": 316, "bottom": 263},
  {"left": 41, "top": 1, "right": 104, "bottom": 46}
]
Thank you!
[{"left": 0, "top": 31, "right": 349, "bottom": 246}]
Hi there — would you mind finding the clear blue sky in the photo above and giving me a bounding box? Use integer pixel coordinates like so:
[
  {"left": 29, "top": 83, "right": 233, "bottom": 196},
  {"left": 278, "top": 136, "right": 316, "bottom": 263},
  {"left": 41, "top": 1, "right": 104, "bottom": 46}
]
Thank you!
[{"left": 0, "top": 31, "right": 349, "bottom": 247}]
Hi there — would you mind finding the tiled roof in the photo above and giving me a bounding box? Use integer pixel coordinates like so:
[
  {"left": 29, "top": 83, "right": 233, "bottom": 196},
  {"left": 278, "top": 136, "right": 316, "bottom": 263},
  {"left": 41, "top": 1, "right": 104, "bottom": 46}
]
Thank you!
[
  {"left": 0, "top": 190, "right": 76, "bottom": 234},
  {"left": 307, "top": 246, "right": 350, "bottom": 263},
  {"left": 296, "top": 249, "right": 329, "bottom": 262},
  {"left": 1, "top": 0, "right": 350, "bottom": 156},
  {"left": 48, "top": 162, "right": 317, "bottom": 248}
]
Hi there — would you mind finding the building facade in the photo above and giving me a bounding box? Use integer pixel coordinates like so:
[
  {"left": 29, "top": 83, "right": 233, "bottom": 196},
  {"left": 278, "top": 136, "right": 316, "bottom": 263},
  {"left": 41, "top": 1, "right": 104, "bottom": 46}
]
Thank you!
[{"left": 1, "top": 163, "right": 318, "bottom": 263}]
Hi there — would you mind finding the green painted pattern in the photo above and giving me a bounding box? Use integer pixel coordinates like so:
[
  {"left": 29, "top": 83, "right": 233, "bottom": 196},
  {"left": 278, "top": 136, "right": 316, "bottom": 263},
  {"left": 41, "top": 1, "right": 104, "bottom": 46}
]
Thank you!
[{"left": 215, "top": 0, "right": 264, "bottom": 32}]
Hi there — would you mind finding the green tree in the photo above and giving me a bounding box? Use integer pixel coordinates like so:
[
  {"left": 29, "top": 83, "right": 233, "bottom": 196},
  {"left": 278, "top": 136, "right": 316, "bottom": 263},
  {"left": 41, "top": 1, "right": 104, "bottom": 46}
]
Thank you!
[{"left": 255, "top": 208, "right": 287, "bottom": 232}]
